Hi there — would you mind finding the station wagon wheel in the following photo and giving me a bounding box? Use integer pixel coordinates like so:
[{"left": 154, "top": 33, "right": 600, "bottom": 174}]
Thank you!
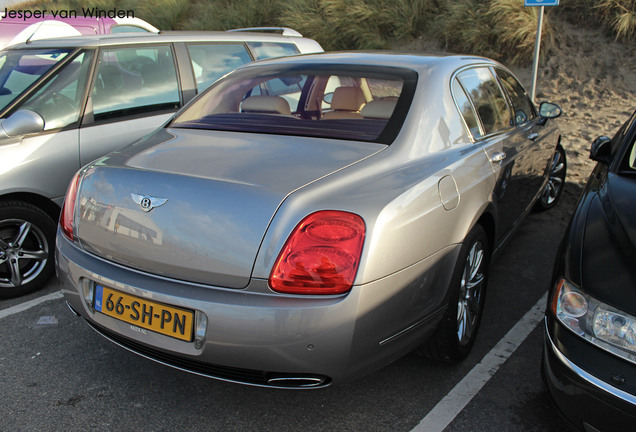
[
  {"left": 536, "top": 144, "right": 567, "bottom": 211},
  {"left": 0, "top": 201, "right": 56, "bottom": 299},
  {"left": 418, "top": 224, "right": 490, "bottom": 361}
]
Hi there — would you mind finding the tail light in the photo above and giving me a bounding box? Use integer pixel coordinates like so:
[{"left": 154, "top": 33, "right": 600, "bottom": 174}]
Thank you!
[
  {"left": 269, "top": 211, "right": 365, "bottom": 295},
  {"left": 60, "top": 172, "right": 81, "bottom": 241}
]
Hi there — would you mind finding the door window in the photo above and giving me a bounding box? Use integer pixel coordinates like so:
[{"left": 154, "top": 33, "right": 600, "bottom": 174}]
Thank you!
[
  {"left": 186, "top": 43, "right": 252, "bottom": 93},
  {"left": 91, "top": 45, "right": 180, "bottom": 121},
  {"left": 20, "top": 51, "right": 93, "bottom": 130},
  {"left": 496, "top": 69, "right": 535, "bottom": 125},
  {"left": 0, "top": 49, "right": 71, "bottom": 112},
  {"left": 452, "top": 79, "right": 480, "bottom": 138},
  {"left": 457, "top": 68, "right": 512, "bottom": 136}
]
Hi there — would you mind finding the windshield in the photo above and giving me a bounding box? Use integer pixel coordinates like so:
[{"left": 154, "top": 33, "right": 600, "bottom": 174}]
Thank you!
[
  {"left": 625, "top": 130, "right": 636, "bottom": 172},
  {"left": 0, "top": 48, "right": 71, "bottom": 112},
  {"left": 614, "top": 109, "right": 636, "bottom": 174},
  {"left": 171, "top": 64, "right": 417, "bottom": 144}
]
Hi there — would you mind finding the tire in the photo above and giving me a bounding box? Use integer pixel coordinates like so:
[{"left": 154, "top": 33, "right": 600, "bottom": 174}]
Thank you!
[
  {"left": 535, "top": 144, "right": 567, "bottom": 211},
  {"left": 418, "top": 224, "right": 490, "bottom": 361},
  {"left": 0, "top": 201, "right": 57, "bottom": 299}
]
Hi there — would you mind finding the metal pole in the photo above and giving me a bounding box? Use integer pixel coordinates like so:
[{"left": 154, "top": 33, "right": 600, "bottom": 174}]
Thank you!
[{"left": 530, "top": 6, "right": 544, "bottom": 103}]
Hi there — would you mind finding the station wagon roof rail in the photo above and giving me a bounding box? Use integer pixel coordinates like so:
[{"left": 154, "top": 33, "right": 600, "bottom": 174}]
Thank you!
[{"left": 226, "top": 27, "right": 305, "bottom": 37}]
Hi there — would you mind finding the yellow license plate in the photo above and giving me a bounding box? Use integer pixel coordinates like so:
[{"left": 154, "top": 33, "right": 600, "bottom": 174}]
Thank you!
[{"left": 94, "top": 285, "right": 194, "bottom": 342}]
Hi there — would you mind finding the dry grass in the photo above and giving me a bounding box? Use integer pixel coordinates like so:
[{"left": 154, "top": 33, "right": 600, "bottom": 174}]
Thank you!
[
  {"left": 10, "top": 0, "right": 635, "bottom": 64},
  {"left": 598, "top": 0, "right": 636, "bottom": 41},
  {"left": 181, "top": 0, "right": 285, "bottom": 31}
]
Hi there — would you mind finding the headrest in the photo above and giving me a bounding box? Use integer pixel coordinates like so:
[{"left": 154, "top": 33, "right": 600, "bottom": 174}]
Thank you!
[
  {"left": 241, "top": 95, "right": 291, "bottom": 115},
  {"left": 331, "top": 86, "right": 366, "bottom": 111},
  {"left": 360, "top": 99, "right": 397, "bottom": 119}
]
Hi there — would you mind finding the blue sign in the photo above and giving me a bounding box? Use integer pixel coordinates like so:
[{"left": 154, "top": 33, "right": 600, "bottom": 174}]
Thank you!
[{"left": 525, "top": 0, "right": 559, "bottom": 5}]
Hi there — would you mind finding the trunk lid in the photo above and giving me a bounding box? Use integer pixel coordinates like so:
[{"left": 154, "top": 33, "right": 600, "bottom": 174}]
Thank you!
[{"left": 75, "top": 128, "right": 383, "bottom": 288}]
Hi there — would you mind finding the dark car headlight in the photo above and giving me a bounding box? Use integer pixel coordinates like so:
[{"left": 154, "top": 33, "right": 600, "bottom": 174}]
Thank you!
[{"left": 551, "top": 278, "right": 636, "bottom": 365}]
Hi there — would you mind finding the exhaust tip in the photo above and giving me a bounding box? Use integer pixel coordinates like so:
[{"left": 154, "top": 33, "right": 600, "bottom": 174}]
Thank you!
[{"left": 267, "top": 375, "right": 330, "bottom": 388}]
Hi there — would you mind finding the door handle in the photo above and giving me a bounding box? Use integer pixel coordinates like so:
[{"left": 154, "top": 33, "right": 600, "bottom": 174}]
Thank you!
[
  {"left": 528, "top": 133, "right": 539, "bottom": 141},
  {"left": 490, "top": 152, "right": 506, "bottom": 163}
]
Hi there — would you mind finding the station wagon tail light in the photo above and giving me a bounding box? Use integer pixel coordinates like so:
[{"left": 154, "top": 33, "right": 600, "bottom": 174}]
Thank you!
[
  {"left": 269, "top": 211, "right": 365, "bottom": 295},
  {"left": 60, "top": 172, "right": 81, "bottom": 241},
  {"left": 552, "top": 279, "right": 636, "bottom": 364}
]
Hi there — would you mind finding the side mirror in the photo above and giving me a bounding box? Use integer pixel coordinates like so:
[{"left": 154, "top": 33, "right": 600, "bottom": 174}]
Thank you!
[
  {"left": 539, "top": 102, "right": 562, "bottom": 119},
  {"left": 0, "top": 110, "right": 45, "bottom": 138},
  {"left": 590, "top": 136, "right": 612, "bottom": 164}
]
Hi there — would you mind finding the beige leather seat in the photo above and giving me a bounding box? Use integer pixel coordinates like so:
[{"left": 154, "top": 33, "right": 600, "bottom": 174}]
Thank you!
[
  {"left": 323, "top": 86, "right": 366, "bottom": 119},
  {"left": 241, "top": 95, "right": 291, "bottom": 115},
  {"left": 360, "top": 99, "right": 397, "bottom": 120}
]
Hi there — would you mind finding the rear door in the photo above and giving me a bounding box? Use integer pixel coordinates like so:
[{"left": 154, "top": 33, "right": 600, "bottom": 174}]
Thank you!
[
  {"left": 78, "top": 44, "right": 182, "bottom": 166},
  {"left": 454, "top": 66, "right": 548, "bottom": 245}
]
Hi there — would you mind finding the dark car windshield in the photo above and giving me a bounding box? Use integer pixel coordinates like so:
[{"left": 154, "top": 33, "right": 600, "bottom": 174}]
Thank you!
[
  {"left": 0, "top": 48, "right": 71, "bottom": 111},
  {"left": 171, "top": 64, "right": 417, "bottom": 144},
  {"left": 625, "top": 134, "right": 636, "bottom": 172},
  {"left": 614, "top": 109, "right": 636, "bottom": 174}
]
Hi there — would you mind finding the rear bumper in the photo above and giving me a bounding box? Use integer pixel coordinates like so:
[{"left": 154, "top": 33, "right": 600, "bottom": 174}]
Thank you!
[
  {"left": 543, "top": 319, "right": 636, "bottom": 431},
  {"left": 57, "top": 229, "right": 453, "bottom": 388}
]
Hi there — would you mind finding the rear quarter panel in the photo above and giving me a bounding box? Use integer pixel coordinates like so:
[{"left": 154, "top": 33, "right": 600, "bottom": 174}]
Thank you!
[{"left": 251, "top": 71, "right": 495, "bottom": 350}]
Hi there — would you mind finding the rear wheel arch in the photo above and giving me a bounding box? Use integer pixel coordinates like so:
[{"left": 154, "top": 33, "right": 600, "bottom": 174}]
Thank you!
[
  {"left": 418, "top": 222, "right": 490, "bottom": 361},
  {"left": 476, "top": 211, "right": 495, "bottom": 254},
  {"left": 0, "top": 192, "right": 61, "bottom": 222}
]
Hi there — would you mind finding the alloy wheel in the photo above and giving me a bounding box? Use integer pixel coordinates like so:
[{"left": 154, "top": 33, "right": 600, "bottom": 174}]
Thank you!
[
  {"left": 540, "top": 148, "right": 566, "bottom": 206},
  {"left": 0, "top": 219, "right": 50, "bottom": 289},
  {"left": 457, "top": 240, "right": 485, "bottom": 346}
]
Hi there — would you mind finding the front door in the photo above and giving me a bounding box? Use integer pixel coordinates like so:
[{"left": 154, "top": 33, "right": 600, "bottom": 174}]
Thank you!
[{"left": 3, "top": 50, "right": 94, "bottom": 203}]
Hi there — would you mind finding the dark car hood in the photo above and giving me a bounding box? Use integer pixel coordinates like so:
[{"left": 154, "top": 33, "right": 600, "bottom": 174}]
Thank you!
[
  {"left": 581, "top": 173, "right": 636, "bottom": 310},
  {"left": 75, "top": 128, "right": 385, "bottom": 288}
]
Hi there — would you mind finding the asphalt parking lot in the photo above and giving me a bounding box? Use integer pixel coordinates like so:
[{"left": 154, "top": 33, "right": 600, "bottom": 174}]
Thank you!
[{"left": 1, "top": 184, "right": 582, "bottom": 432}]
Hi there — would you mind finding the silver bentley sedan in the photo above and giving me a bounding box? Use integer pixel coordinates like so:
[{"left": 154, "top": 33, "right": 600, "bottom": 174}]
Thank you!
[{"left": 57, "top": 52, "right": 565, "bottom": 388}]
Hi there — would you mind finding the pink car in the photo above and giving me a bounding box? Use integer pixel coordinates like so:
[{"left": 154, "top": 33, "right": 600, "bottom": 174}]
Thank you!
[{"left": 0, "top": 13, "right": 158, "bottom": 48}]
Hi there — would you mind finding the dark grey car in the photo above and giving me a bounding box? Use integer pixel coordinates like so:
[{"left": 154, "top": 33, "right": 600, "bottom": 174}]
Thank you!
[{"left": 0, "top": 31, "right": 322, "bottom": 298}]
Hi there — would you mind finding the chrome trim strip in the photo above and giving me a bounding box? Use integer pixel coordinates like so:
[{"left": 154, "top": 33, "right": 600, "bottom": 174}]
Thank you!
[
  {"left": 379, "top": 307, "right": 445, "bottom": 346},
  {"left": 546, "top": 320, "right": 636, "bottom": 406},
  {"left": 65, "top": 301, "right": 80, "bottom": 317}
]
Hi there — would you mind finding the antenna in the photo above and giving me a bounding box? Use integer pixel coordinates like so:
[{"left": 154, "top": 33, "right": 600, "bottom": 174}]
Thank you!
[{"left": 26, "top": 20, "right": 46, "bottom": 45}]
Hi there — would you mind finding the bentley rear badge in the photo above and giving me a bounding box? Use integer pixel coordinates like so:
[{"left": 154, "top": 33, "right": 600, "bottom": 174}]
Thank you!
[{"left": 131, "top": 193, "right": 168, "bottom": 212}]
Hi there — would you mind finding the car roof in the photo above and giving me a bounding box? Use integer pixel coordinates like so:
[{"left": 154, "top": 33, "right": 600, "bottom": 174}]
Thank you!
[
  {"left": 3, "top": 30, "right": 319, "bottom": 50},
  {"left": 233, "top": 51, "right": 498, "bottom": 74}
]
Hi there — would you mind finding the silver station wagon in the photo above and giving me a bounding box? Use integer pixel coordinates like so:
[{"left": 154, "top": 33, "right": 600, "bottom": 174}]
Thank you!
[
  {"left": 57, "top": 52, "right": 565, "bottom": 388},
  {"left": 0, "top": 30, "right": 322, "bottom": 298}
]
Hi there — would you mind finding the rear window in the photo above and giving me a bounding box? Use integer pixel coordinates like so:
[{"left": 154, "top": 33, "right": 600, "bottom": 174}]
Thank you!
[
  {"left": 246, "top": 42, "right": 299, "bottom": 60},
  {"left": 171, "top": 64, "right": 417, "bottom": 144}
]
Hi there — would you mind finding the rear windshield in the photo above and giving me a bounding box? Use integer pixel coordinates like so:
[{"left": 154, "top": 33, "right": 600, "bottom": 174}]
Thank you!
[
  {"left": 171, "top": 64, "right": 417, "bottom": 144},
  {"left": 0, "top": 48, "right": 71, "bottom": 111}
]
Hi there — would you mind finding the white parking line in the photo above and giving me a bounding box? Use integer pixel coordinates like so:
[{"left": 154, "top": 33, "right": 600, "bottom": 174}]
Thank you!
[
  {"left": 411, "top": 292, "right": 547, "bottom": 432},
  {"left": 0, "top": 291, "right": 64, "bottom": 320}
]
